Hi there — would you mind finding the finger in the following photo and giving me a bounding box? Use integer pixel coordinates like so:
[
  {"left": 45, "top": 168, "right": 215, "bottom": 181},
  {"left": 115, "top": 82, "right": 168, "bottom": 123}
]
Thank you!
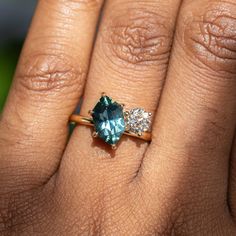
[
  {"left": 0, "top": 0, "right": 103, "bottom": 187},
  {"left": 141, "top": 0, "right": 236, "bottom": 216},
  {"left": 229, "top": 132, "right": 236, "bottom": 217},
  {"left": 57, "top": 0, "right": 182, "bottom": 198}
]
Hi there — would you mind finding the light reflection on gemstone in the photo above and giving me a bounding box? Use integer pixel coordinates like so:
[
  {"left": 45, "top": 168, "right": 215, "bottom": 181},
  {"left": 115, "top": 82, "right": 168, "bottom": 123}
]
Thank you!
[{"left": 92, "top": 96, "right": 125, "bottom": 145}]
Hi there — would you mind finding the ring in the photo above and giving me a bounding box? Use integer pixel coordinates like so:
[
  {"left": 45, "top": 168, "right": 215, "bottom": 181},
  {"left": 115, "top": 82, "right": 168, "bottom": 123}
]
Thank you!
[{"left": 69, "top": 93, "right": 152, "bottom": 149}]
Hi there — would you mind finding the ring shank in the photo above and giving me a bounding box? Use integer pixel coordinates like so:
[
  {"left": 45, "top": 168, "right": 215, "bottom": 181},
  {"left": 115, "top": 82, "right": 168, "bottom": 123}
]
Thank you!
[{"left": 69, "top": 114, "right": 151, "bottom": 142}]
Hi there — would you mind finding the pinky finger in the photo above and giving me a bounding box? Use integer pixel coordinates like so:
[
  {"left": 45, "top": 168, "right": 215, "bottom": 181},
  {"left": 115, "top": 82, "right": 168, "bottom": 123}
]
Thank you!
[{"left": 229, "top": 131, "right": 236, "bottom": 217}]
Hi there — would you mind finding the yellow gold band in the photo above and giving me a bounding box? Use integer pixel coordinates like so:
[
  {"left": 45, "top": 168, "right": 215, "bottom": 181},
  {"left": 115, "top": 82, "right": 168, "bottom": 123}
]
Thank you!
[{"left": 69, "top": 114, "right": 152, "bottom": 142}]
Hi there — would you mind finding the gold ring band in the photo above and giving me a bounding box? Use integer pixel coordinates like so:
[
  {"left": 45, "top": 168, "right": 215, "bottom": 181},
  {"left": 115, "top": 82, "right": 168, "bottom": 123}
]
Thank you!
[
  {"left": 69, "top": 114, "right": 152, "bottom": 142},
  {"left": 69, "top": 93, "right": 152, "bottom": 149}
]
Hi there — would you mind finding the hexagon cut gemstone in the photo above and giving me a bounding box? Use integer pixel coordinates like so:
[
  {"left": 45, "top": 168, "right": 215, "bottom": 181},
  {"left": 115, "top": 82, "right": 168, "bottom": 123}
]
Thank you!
[{"left": 92, "top": 96, "right": 125, "bottom": 145}]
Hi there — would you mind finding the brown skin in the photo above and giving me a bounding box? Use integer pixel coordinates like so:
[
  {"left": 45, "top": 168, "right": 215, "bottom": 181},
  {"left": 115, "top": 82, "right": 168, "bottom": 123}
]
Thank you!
[{"left": 0, "top": 0, "right": 236, "bottom": 235}]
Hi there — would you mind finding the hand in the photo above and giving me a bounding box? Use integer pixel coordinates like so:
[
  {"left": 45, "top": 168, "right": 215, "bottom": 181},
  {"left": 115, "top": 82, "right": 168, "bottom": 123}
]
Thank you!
[{"left": 0, "top": 0, "right": 236, "bottom": 235}]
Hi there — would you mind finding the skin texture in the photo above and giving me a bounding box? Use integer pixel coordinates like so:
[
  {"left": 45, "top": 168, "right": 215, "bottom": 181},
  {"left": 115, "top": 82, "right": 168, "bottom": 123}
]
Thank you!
[{"left": 0, "top": 0, "right": 236, "bottom": 235}]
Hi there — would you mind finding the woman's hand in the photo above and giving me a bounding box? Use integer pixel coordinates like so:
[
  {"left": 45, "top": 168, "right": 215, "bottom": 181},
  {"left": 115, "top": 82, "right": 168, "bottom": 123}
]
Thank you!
[{"left": 0, "top": 0, "right": 236, "bottom": 235}]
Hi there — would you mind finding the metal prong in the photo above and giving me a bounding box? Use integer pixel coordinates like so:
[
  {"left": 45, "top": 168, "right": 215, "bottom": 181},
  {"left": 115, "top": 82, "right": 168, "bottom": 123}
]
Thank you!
[
  {"left": 121, "top": 103, "right": 125, "bottom": 108},
  {"left": 148, "top": 112, "right": 152, "bottom": 117},
  {"left": 92, "top": 132, "right": 98, "bottom": 138},
  {"left": 138, "top": 131, "right": 142, "bottom": 137},
  {"left": 124, "top": 111, "right": 129, "bottom": 116},
  {"left": 125, "top": 125, "right": 131, "bottom": 131},
  {"left": 111, "top": 144, "right": 117, "bottom": 150},
  {"left": 88, "top": 110, "right": 94, "bottom": 116},
  {"left": 101, "top": 92, "right": 106, "bottom": 97}
]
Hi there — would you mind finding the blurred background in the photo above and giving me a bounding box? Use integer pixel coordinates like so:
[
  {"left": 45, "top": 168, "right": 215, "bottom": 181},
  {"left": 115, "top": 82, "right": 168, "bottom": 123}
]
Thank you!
[{"left": 0, "top": 1, "right": 37, "bottom": 112}]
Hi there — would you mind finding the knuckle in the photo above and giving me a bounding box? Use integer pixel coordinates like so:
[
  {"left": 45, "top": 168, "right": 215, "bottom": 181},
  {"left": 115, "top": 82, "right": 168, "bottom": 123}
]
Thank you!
[
  {"left": 179, "top": 1, "right": 236, "bottom": 74},
  {"left": 16, "top": 53, "right": 85, "bottom": 94},
  {"left": 101, "top": 9, "right": 172, "bottom": 66},
  {"left": 66, "top": 0, "right": 103, "bottom": 11}
]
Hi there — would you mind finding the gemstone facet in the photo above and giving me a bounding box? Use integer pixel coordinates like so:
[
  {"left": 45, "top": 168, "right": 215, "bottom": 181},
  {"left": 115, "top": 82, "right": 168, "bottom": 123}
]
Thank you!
[
  {"left": 125, "top": 108, "right": 151, "bottom": 135},
  {"left": 92, "top": 96, "right": 125, "bottom": 145}
]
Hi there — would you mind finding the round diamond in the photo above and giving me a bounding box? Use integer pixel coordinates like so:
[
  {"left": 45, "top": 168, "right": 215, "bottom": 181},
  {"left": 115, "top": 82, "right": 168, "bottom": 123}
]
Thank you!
[{"left": 125, "top": 108, "right": 151, "bottom": 135}]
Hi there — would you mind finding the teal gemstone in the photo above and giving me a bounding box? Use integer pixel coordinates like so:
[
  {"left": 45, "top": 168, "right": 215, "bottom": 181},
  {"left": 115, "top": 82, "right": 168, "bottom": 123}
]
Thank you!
[{"left": 92, "top": 96, "right": 125, "bottom": 145}]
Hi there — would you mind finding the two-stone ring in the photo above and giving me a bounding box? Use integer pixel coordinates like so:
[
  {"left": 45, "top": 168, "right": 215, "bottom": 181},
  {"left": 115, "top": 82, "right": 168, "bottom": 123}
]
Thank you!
[{"left": 69, "top": 93, "right": 152, "bottom": 149}]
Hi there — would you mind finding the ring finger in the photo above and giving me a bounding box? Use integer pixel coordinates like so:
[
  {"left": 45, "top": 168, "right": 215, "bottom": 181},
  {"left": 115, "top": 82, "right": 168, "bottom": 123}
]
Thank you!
[{"left": 58, "top": 0, "right": 182, "bottom": 192}]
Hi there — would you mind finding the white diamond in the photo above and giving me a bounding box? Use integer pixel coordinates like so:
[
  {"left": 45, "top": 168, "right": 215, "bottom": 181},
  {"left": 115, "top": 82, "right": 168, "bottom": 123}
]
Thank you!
[{"left": 125, "top": 108, "right": 151, "bottom": 135}]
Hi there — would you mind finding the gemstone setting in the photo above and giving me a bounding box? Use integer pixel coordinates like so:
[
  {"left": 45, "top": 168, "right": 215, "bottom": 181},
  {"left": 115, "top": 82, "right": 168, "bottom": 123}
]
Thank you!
[
  {"left": 125, "top": 108, "right": 151, "bottom": 135},
  {"left": 92, "top": 96, "right": 125, "bottom": 145}
]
